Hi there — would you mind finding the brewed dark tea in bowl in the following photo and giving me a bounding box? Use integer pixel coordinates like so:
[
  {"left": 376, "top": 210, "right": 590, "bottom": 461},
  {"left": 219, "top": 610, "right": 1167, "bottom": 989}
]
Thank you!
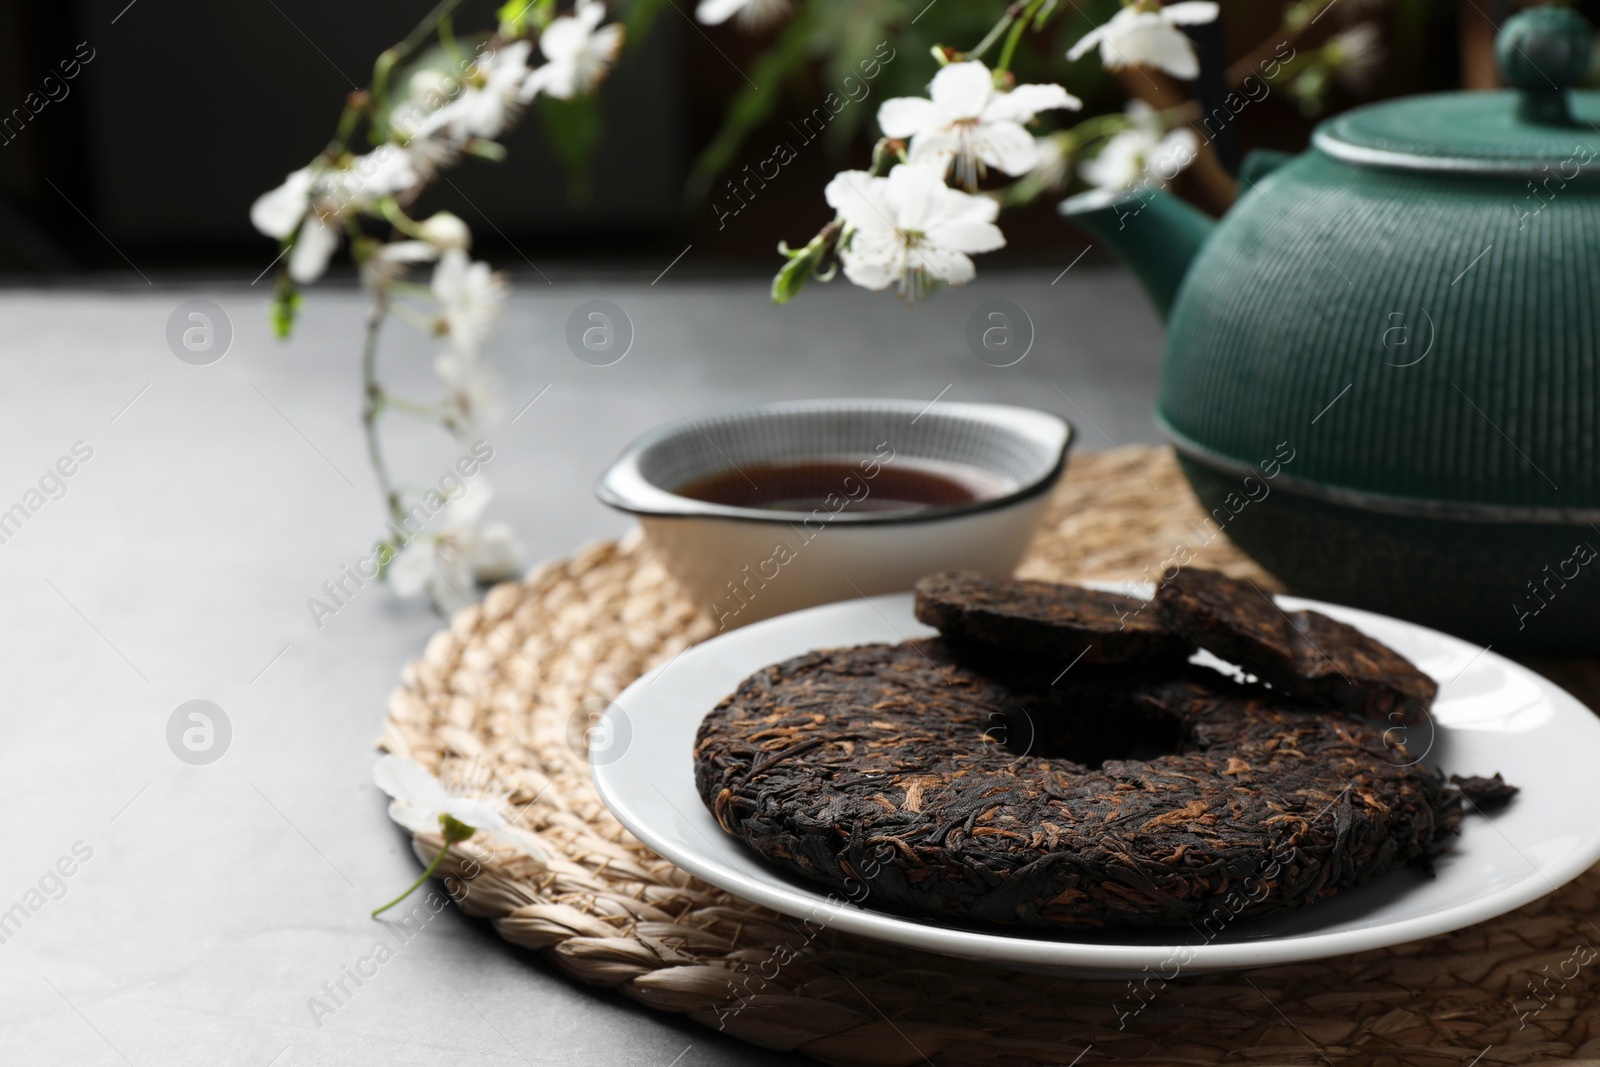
[
  {"left": 677, "top": 460, "right": 991, "bottom": 514},
  {"left": 595, "top": 399, "right": 1073, "bottom": 628}
]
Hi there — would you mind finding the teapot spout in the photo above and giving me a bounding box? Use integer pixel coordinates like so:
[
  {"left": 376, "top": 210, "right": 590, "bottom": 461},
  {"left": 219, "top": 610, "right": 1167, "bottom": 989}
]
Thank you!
[{"left": 1057, "top": 187, "right": 1215, "bottom": 321}]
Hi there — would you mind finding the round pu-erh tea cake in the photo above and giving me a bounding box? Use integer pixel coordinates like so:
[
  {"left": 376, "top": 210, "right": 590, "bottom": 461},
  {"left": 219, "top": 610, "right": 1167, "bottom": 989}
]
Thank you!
[{"left": 693, "top": 639, "right": 1464, "bottom": 929}]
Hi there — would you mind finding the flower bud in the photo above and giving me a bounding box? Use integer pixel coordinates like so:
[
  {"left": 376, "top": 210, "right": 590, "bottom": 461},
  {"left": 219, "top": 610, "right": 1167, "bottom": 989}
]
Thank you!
[{"left": 419, "top": 212, "right": 471, "bottom": 251}]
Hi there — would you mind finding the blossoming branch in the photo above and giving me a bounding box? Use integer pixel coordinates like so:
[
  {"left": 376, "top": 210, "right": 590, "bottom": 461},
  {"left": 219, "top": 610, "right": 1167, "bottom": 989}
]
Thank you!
[
  {"left": 769, "top": 0, "right": 1393, "bottom": 306},
  {"left": 251, "top": 0, "right": 625, "bottom": 614}
]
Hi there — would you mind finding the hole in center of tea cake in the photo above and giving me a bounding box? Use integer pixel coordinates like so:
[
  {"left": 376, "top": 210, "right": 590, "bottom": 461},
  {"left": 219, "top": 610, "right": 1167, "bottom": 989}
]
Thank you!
[{"left": 983, "top": 701, "right": 1189, "bottom": 769}]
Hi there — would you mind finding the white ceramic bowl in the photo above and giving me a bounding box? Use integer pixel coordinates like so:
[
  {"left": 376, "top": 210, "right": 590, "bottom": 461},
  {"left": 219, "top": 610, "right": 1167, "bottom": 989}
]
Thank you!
[{"left": 595, "top": 399, "right": 1073, "bottom": 630}]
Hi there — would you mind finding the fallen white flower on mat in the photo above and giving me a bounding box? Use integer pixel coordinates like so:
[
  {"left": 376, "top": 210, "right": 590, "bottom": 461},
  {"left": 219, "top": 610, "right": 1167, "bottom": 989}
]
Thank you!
[
  {"left": 369, "top": 755, "right": 546, "bottom": 916},
  {"left": 1079, "top": 101, "right": 1197, "bottom": 193},
  {"left": 1067, "top": 1, "right": 1220, "bottom": 80},
  {"left": 389, "top": 479, "right": 523, "bottom": 613},
  {"left": 374, "top": 755, "right": 546, "bottom": 859},
  {"left": 375, "top": 754, "right": 506, "bottom": 836},
  {"left": 523, "top": 0, "right": 624, "bottom": 101},
  {"left": 825, "top": 163, "right": 1005, "bottom": 302},
  {"left": 696, "top": 0, "right": 790, "bottom": 30},
  {"left": 877, "top": 60, "right": 1080, "bottom": 188}
]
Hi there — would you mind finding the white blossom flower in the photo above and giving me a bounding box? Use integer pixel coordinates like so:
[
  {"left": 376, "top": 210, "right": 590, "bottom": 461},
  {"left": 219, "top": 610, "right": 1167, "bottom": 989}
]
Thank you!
[
  {"left": 1028, "top": 132, "right": 1072, "bottom": 191},
  {"left": 360, "top": 214, "right": 466, "bottom": 290},
  {"left": 287, "top": 210, "right": 342, "bottom": 284},
  {"left": 876, "top": 61, "right": 1081, "bottom": 188},
  {"left": 431, "top": 249, "right": 506, "bottom": 355},
  {"left": 374, "top": 754, "right": 508, "bottom": 835},
  {"left": 1078, "top": 100, "right": 1197, "bottom": 193},
  {"left": 434, "top": 350, "right": 502, "bottom": 441},
  {"left": 824, "top": 163, "right": 1005, "bottom": 301},
  {"left": 250, "top": 166, "right": 315, "bottom": 242},
  {"left": 251, "top": 167, "right": 343, "bottom": 283},
  {"left": 373, "top": 755, "right": 546, "bottom": 858},
  {"left": 252, "top": 131, "right": 464, "bottom": 284},
  {"left": 253, "top": 154, "right": 434, "bottom": 285},
  {"left": 346, "top": 137, "right": 457, "bottom": 200},
  {"left": 370, "top": 753, "right": 544, "bottom": 915},
  {"left": 409, "top": 68, "right": 459, "bottom": 106},
  {"left": 696, "top": 0, "right": 790, "bottom": 30},
  {"left": 523, "top": 0, "right": 624, "bottom": 101},
  {"left": 1067, "top": 1, "right": 1220, "bottom": 80},
  {"left": 419, "top": 40, "right": 534, "bottom": 142},
  {"left": 389, "top": 478, "right": 524, "bottom": 613},
  {"left": 360, "top": 238, "right": 437, "bottom": 291}
]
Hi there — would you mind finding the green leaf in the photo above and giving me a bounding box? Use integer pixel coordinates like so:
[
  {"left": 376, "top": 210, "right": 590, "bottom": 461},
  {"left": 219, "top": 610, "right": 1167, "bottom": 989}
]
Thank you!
[
  {"left": 771, "top": 221, "right": 844, "bottom": 304},
  {"left": 270, "top": 274, "right": 302, "bottom": 339},
  {"left": 464, "top": 139, "right": 508, "bottom": 162},
  {"left": 623, "top": 0, "right": 672, "bottom": 53},
  {"left": 374, "top": 540, "right": 396, "bottom": 581},
  {"left": 497, "top": 0, "right": 533, "bottom": 37},
  {"left": 771, "top": 249, "right": 814, "bottom": 305},
  {"left": 1290, "top": 62, "right": 1331, "bottom": 115},
  {"left": 540, "top": 93, "right": 603, "bottom": 206}
]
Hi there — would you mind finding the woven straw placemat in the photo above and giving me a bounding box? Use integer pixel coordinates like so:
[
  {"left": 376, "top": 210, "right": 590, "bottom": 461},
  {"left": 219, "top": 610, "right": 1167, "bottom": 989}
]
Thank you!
[{"left": 378, "top": 447, "right": 1600, "bottom": 1067}]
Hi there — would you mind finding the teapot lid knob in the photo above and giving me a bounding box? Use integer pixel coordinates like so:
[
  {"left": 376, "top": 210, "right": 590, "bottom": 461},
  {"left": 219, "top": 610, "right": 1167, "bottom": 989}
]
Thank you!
[{"left": 1498, "top": 6, "right": 1593, "bottom": 125}]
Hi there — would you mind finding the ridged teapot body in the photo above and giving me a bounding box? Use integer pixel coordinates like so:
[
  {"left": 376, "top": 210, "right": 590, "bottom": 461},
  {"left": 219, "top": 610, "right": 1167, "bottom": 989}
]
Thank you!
[
  {"left": 1153, "top": 81, "right": 1600, "bottom": 648},
  {"left": 1160, "top": 115, "right": 1600, "bottom": 515}
]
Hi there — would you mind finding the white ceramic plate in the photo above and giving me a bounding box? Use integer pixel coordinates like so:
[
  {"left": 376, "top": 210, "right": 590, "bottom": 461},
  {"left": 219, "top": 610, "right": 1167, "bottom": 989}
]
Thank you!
[{"left": 591, "top": 591, "right": 1600, "bottom": 976}]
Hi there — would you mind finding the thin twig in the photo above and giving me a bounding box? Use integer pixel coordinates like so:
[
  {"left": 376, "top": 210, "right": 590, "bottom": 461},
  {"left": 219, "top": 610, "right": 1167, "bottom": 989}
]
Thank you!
[{"left": 360, "top": 291, "right": 406, "bottom": 525}]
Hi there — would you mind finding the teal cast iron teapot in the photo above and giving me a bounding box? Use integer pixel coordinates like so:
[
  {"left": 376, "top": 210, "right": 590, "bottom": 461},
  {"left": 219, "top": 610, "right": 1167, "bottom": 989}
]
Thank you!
[{"left": 1061, "top": 7, "right": 1600, "bottom": 651}]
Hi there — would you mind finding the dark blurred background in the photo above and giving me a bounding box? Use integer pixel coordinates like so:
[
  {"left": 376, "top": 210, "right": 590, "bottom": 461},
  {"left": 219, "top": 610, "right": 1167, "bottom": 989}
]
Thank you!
[{"left": 0, "top": 0, "right": 1590, "bottom": 279}]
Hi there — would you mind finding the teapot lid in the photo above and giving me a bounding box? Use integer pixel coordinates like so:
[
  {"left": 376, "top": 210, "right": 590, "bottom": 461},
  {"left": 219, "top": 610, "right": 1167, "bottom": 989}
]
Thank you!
[{"left": 1314, "top": 7, "right": 1600, "bottom": 175}]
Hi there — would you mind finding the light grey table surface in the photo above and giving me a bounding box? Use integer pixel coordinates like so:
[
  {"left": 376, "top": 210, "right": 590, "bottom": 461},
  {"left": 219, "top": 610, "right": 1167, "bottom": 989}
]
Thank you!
[{"left": 0, "top": 269, "right": 1163, "bottom": 1066}]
